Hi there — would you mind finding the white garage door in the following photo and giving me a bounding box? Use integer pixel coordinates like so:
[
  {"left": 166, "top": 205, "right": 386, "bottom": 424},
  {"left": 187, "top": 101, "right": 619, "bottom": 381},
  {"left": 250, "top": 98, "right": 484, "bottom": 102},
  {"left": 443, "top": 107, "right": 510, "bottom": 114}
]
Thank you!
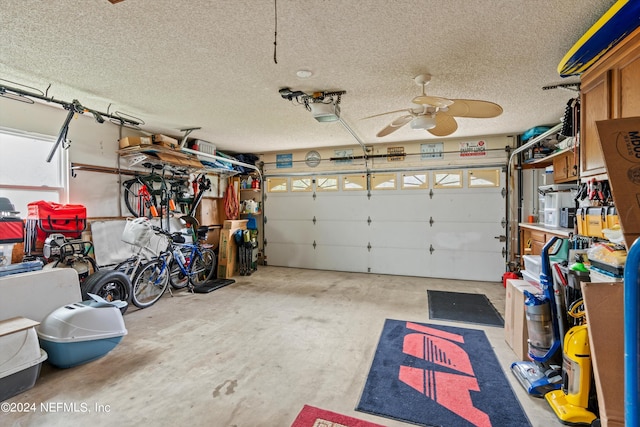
[{"left": 264, "top": 168, "right": 506, "bottom": 281}]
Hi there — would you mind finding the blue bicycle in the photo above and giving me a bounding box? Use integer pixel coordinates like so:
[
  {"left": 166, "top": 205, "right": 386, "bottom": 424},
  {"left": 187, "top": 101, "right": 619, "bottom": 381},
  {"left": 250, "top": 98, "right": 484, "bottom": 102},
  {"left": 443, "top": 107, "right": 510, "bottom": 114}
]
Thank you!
[{"left": 130, "top": 226, "right": 216, "bottom": 308}]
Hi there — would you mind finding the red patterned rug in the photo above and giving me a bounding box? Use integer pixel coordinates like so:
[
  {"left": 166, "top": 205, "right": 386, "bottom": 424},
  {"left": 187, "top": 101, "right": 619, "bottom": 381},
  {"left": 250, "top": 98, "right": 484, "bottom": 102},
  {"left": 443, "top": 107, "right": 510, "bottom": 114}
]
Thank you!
[{"left": 291, "top": 405, "right": 387, "bottom": 427}]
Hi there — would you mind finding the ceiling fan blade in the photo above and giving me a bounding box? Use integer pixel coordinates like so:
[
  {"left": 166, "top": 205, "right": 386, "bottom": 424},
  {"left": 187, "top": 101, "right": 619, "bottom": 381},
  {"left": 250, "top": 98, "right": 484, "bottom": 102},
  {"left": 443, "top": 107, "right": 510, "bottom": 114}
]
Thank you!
[
  {"left": 376, "top": 115, "right": 413, "bottom": 137},
  {"left": 362, "top": 108, "right": 413, "bottom": 120},
  {"left": 412, "top": 95, "right": 453, "bottom": 108},
  {"left": 444, "top": 99, "right": 503, "bottom": 118},
  {"left": 428, "top": 114, "right": 458, "bottom": 137}
]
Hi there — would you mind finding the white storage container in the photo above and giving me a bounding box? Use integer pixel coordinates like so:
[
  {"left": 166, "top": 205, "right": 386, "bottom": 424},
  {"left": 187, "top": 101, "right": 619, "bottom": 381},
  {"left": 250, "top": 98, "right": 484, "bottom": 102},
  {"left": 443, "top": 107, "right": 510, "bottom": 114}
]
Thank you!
[
  {"left": 544, "top": 208, "right": 561, "bottom": 227},
  {"left": 544, "top": 191, "right": 575, "bottom": 210},
  {"left": 192, "top": 139, "right": 216, "bottom": 159},
  {"left": 0, "top": 243, "right": 15, "bottom": 266},
  {"left": 522, "top": 255, "right": 542, "bottom": 279},
  {"left": 0, "top": 317, "right": 48, "bottom": 401},
  {"left": 521, "top": 269, "right": 540, "bottom": 287},
  {"left": 37, "top": 297, "right": 127, "bottom": 368}
]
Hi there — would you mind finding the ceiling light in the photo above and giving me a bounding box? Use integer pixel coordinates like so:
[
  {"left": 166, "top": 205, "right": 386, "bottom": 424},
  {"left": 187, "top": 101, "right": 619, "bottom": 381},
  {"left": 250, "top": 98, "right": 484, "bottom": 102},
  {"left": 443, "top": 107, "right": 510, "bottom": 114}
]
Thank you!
[
  {"left": 310, "top": 102, "right": 340, "bottom": 122},
  {"left": 296, "top": 69, "right": 313, "bottom": 78},
  {"left": 410, "top": 115, "right": 437, "bottom": 130}
]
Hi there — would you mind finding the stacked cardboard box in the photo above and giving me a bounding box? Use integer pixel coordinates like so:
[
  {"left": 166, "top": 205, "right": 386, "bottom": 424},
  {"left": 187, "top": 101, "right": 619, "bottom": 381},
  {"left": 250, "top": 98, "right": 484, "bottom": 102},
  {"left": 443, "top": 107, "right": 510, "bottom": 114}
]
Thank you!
[
  {"left": 217, "top": 220, "right": 248, "bottom": 279},
  {"left": 504, "top": 278, "right": 541, "bottom": 360},
  {"left": 581, "top": 282, "right": 624, "bottom": 427}
]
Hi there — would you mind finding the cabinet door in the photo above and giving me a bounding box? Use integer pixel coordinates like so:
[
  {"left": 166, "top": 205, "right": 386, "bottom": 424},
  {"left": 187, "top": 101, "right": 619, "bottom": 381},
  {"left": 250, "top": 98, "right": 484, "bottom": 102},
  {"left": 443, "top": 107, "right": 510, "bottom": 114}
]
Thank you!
[
  {"left": 615, "top": 37, "right": 640, "bottom": 118},
  {"left": 580, "top": 70, "right": 610, "bottom": 177}
]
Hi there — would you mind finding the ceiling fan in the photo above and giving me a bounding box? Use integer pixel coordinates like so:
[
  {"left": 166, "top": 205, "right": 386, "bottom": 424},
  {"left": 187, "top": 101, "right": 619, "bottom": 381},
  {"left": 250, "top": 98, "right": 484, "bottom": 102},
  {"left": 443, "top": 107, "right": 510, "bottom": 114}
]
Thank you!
[{"left": 366, "top": 74, "right": 503, "bottom": 137}]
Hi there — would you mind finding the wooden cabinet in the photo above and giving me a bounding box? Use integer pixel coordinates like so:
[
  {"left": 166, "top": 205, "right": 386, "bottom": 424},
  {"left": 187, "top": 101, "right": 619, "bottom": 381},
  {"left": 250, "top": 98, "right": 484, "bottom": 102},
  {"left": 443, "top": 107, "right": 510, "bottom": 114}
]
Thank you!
[
  {"left": 552, "top": 150, "right": 578, "bottom": 183},
  {"left": 580, "top": 26, "right": 640, "bottom": 178},
  {"left": 522, "top": 146, "right": 577, "bottom": 184},
  {"left": 520, "top": 224, "right": 571, "bottom": 256}
]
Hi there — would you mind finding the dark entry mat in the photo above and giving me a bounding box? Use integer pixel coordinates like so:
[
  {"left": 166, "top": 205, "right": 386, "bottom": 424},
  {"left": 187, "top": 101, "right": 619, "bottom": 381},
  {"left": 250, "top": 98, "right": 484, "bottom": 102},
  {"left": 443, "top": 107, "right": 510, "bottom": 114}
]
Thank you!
[
  {"left": 192, "top": 279, "right": 235, "bottom": 293},
  {"left": 356, "top": 320, "right": 529, "bottom": 427},
  {"left": 427, "top": 290, "right": 504, "bottom": 327}
]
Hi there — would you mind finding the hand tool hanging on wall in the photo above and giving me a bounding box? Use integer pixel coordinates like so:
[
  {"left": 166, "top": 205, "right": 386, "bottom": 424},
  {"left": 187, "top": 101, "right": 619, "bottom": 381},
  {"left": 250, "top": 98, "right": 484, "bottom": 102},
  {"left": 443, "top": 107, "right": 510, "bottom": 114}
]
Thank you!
[
  {"left": 188, "top": 174, "right": 211, "bottom": 215},
  {"left": 0, "top": 79, "right": 142, "bottom": 162}
]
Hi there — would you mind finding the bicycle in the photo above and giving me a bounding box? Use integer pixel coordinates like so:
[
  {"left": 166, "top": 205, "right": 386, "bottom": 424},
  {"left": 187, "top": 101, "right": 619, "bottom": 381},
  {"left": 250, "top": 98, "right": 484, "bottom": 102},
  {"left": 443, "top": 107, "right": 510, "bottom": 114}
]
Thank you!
[
  {"left": 129, "top": 225, "right": 216, "bottom": 309},
  {"left": 121, "top": 163, "right": 193, "bottom": 219}
]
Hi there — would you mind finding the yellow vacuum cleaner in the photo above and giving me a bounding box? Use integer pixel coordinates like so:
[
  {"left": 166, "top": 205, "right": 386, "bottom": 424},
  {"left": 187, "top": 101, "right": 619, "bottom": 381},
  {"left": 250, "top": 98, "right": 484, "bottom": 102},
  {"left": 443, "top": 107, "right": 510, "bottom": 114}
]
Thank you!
[{"left": 545, "top": 300, "right": 598, "bottom": 425}]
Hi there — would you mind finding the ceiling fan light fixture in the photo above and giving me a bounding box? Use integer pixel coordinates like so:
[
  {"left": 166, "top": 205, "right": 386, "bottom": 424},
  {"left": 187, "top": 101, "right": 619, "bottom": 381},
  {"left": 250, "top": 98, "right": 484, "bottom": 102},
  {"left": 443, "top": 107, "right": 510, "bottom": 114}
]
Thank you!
[
  {"left": 310, "top": 101, "right": 340, "bottom": 122},
  {"left": 410, "top": 115, "right": 437, "bottom": 130}
]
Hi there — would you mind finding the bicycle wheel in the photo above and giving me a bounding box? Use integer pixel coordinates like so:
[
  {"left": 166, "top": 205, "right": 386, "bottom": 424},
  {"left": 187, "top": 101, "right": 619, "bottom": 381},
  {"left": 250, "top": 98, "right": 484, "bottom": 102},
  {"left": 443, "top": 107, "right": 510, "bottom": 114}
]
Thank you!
[
  {"left": 80, "top": 270, "right": 132, "bottom": 315},
  {"left": 131, "top": 259, "right": 169, "bottom": 308},
  {"left": 189, "top": 248, "right": 216, "bottom": 286},
  {"left": 169, "top": 258, "right": 189, "bottom": 289},
  {"left": 123, "top": 179, "right": 156, "bottom": 217}
]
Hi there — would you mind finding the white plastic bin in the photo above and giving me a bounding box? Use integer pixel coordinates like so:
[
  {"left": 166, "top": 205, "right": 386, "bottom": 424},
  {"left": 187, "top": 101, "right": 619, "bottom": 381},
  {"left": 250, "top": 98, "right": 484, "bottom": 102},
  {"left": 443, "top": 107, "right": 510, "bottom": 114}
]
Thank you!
[
  {"left": 0, "top": 243, "right": 15, "bottom": 266},
  {"left": 0, "top": 317, "right": 48, "bottom": 401}
]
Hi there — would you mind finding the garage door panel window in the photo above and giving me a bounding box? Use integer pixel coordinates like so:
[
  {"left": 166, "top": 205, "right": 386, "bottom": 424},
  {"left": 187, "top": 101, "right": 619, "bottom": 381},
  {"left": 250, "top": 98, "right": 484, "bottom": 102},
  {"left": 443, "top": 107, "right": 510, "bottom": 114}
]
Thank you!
[
  {"left": 371, "top": 173, "right": 396, "bottom": 190},
  {"left": 401, "top": 172, "right": 429, "bottom": 189},
  {"left": 316, "top": 176, "right": 338, "bottom": 191},
  {"left": 267, "top": 177, "right": 289, "bottom": 192},
  {"left": 291, "top": 177, "right": 313, "bottom": 192},
  {"left": 343, "top": 174, "right": 366, "bottom": 191},
  {"left": 433, "top": 170, "right": 462, "bottom": 188},
  {"left": 468, "top": 169, "right": 500, "bottom": 188}
]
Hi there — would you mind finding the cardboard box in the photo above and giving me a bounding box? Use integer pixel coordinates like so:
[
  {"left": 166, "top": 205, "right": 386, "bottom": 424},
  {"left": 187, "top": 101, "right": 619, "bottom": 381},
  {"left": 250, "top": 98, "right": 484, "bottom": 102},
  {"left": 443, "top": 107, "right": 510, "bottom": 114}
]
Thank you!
[
  {"left": 223, "top": 220, "right": 248, "bottom": 230},
  {"left": 196, "top": 197, "right": 220, "bottom": 227},
  {"left": 596, "top": 117, "right": 640, "bottom": 249},
  {"left": 152, "top": 134, "right": 179, "bottom": 150},
  {"left": 504, "top": 279, "right": 541, "bottom": 360},
  {"left": 580, "top": 282, "right": 624, "bottom": 427},
  {"left": 118, "top": 136, "right": 152, "bottom": 149}
]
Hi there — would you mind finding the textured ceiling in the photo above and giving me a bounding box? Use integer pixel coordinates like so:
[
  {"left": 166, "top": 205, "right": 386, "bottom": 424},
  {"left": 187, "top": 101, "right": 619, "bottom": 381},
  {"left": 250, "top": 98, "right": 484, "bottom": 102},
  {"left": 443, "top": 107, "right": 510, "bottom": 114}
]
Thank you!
[{"left": 0, "top": 0, "right": 615, "bottom": 154}]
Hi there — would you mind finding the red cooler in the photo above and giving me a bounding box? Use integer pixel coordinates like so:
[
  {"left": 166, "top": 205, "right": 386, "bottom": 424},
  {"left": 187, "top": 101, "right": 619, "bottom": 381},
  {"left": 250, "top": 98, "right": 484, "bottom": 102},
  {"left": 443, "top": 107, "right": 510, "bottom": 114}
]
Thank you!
[{"left": 25, "top": 201, "right": 86, "bottom": 256}]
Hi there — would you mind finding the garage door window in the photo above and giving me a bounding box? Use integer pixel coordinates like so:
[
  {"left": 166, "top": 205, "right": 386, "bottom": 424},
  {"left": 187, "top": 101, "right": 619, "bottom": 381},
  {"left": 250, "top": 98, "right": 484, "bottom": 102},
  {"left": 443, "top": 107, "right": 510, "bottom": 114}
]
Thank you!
[
  {"left": 343, "top": 175, "right": 366, "bottom": 191},
  {"left": 316, "top": 176, "right": 338, "bottom": 191},
  {"left": 468, "top": 169, "right": 500, "bottom": 187},
  {"left": 267, "top": 177, "right": 288, "bottom": 192},
  {"left": 292, "top": 177, "right": 313, "bottom": 192},
  {"left": 401, "top": 172, "right": 428, "bottom": 190},
  {"left": 371, "top": 173, "right": 396, "bottom": 190},
  {"left": 434, "top": 170, "right": 462, "bottom": 188}
]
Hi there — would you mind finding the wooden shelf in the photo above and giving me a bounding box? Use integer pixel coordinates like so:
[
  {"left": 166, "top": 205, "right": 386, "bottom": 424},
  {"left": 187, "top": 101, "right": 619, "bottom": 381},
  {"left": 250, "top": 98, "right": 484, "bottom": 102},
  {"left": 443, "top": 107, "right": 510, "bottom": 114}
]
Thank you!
[
  {"left": 521, "top": 146, "right": 576, "bottom": 169},
  {"left": 118, "top": 145, "right": 239, "bottom": 177}
]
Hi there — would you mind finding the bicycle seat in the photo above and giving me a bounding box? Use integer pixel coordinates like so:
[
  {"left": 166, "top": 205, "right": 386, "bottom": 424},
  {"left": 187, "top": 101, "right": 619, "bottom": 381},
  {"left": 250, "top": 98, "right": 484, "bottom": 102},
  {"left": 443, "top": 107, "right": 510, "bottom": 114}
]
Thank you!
[{"left": 171, "top": 233, "right": 186, "bottom": 244}]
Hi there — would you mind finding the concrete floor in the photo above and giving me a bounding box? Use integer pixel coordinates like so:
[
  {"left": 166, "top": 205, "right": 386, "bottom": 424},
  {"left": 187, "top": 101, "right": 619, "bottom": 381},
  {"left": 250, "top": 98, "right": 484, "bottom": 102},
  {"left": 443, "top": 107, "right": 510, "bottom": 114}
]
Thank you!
[{"left": 2, "top": 266, "right": 563, "bottom": 427}]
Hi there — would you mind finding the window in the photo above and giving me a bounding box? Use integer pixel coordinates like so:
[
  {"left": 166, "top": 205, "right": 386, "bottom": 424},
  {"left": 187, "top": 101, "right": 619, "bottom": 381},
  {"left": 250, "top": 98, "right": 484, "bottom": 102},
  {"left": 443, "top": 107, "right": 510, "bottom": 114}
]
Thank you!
[
  {"left": 0, "top": 129, "right": 67, "bottom": 215},
  {"left": 371, "top": 173, "right": 396, "bottom": 190},
  {"left": 291, "top": 177, "right": 313, "bottom": 192},
  {"left": 402, "top": 172, "right": 429, "bottom": 189},
  {"left": 343, "top": 174, "right": 366, "bottom": 190},
  {"left": 433, "top": 170, "right": 462, "bottom": 188},
  {"left": 267, "top": 177, "right": 288, "bottom": 192},
  {"left": 468, "top": 169, "right": 500, "bottom": 187},
  {"left": 316, "top": 176, "right": 338, "bottom": 191}
]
